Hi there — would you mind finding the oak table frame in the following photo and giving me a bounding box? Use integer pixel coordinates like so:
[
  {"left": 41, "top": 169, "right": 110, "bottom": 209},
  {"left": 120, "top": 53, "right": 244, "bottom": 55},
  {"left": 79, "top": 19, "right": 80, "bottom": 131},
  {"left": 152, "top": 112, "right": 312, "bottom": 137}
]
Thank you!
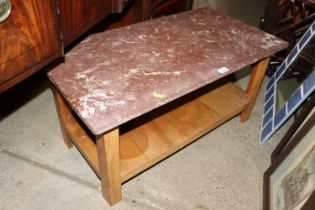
[
  {"left": 52, "top": 57, "right": 269, "bottom": 205},
  {"left": 49, "top": 8, "right": 287, "bottom": 206}
]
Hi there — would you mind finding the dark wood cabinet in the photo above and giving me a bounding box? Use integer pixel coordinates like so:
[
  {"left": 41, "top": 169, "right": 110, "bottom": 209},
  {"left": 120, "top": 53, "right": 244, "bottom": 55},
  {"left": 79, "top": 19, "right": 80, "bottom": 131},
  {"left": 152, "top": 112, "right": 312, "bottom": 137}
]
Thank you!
[
  {"left": 47, "top": 0, "right": 193, "bottom": 49},
  {"left": 0, "top": 0, "right": 61, "bottom": 92},
  {"left": 59, "top": 0, "right": 111, "bottom": 46},
  {"left": 105, "top": 0, "right": 192, "bottom": 29},
  {"left": 59, "top": 0, "right": 135, "bottom": 46},
  {"left": 112, "top": 0, "right": 132, "bottom": 13},
  {"left": 142, "top": 0, "right": 192, "bottom": 19},
  {"left": 0, "top": 0, "right": 191, "bottom": 92}
]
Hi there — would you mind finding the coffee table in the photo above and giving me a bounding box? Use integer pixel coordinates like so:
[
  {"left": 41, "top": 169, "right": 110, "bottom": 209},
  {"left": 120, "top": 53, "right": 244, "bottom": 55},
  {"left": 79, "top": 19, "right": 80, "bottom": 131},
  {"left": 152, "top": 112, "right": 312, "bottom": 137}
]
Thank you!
[{"left": 48, "top": 7, "right": 287, "bottom": 205}]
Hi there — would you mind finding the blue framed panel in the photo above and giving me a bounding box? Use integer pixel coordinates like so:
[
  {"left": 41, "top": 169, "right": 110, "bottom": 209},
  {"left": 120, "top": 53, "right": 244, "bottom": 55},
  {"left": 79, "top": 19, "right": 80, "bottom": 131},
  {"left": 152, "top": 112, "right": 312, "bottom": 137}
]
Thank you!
[{"left": 260, "top": 21, "right": 315, "bottom": 144}]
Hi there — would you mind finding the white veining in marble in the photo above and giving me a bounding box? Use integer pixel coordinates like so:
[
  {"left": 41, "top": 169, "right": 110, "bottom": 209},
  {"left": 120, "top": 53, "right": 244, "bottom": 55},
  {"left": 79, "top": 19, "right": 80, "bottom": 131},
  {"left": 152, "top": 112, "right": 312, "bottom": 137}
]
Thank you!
[{"left": 48, "top": 7, "right": 287, "bottom": 135}]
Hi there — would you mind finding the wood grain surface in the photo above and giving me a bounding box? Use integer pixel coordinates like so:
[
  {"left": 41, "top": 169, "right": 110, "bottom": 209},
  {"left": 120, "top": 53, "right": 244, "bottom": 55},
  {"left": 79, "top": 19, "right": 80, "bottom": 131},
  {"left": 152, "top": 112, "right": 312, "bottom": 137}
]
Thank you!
[{"left": 0, "top": 0, "right": 61, "bottom": 92}]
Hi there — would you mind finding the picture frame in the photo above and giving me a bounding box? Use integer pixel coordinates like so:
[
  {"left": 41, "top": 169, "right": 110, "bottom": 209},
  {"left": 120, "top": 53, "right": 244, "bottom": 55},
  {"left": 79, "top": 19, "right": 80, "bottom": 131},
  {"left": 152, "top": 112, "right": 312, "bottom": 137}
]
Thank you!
[
  {"left": 270, "top": 93, "right": 315, "bottom": 162},
  {"left": 301, "top": 190, "right": 315, "bottom": 210},
  {"left": 260, "top": 21, "right": 315, "bottom": 144},
  {"left": 263, "top": 110, "right": 315, "bottom": 210}
]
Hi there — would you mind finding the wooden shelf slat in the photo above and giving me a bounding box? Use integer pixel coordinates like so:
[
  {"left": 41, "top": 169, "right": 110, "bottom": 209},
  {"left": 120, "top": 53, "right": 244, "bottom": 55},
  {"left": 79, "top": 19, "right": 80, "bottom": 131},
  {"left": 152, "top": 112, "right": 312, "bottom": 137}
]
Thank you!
[
  {"left": 120, "top": 83, "right": 249, "bottom": 182},
  {"left": 63, "top": 83, "right": 249, "bottom": 183}
]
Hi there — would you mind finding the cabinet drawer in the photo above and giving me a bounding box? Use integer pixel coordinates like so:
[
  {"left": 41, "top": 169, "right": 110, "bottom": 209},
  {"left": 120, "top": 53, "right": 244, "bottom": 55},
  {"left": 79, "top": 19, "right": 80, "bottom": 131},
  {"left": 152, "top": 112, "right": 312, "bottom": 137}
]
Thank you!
[{"left": 0, "top": 0, "right": 61, "bottom": 91}]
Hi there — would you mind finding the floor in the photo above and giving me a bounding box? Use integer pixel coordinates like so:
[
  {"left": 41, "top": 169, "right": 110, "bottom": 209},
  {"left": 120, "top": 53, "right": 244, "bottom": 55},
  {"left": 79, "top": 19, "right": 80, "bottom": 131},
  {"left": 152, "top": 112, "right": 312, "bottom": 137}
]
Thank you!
[{"left": 0, "top": 1, "right": 293, "bottom": 209}]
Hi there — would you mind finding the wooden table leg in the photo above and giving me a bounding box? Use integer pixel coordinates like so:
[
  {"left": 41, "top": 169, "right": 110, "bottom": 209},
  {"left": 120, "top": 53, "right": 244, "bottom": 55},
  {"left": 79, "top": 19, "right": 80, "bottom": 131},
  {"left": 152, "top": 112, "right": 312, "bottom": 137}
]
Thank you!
[
  {"left": 96, "top": 128, "right": 122, "bottom": 206},
  {"left": 52, "top": 88, "right": 73, "bottom": 148},
  {"left": 240, "top": 57, "right": 271, "bottom": 123}
]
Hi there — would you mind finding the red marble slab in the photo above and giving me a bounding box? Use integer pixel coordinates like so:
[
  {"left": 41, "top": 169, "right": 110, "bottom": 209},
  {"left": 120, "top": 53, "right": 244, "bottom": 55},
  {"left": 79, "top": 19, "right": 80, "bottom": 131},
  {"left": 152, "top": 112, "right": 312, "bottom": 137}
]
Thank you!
[{"left": 48, "top": 7, "right": 287, "bottom": 135}]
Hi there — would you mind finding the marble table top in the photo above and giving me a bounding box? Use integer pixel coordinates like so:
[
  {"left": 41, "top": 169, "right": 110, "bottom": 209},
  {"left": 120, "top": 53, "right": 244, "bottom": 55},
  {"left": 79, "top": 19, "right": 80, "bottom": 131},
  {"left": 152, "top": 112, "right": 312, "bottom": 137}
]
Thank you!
[{"left": 48, "top": 7, "right": 287, "bottom": 135}]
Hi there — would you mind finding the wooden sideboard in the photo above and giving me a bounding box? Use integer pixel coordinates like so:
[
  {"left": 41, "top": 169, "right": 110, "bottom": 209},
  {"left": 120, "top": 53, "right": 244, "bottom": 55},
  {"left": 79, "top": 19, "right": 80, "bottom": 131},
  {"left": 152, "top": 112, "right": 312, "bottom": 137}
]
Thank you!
[{"left": 0, "top": 0, "right": 191, "bottom": 92}]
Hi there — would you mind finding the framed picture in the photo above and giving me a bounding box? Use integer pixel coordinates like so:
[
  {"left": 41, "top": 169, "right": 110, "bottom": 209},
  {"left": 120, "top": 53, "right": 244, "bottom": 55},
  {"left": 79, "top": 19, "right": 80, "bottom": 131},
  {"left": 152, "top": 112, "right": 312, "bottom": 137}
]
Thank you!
[
  {"left": 260, "top": 21, "right": 315, "bottom": 144},
  {"left": 263, "top": 110, "right": 315, "bottom": 210}
]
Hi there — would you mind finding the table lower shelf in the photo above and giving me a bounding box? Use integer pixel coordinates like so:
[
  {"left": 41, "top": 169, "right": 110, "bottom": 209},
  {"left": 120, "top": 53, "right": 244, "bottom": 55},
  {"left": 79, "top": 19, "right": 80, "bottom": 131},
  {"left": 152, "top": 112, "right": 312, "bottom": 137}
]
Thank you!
[{"left": 64, "top": 82, "right": 249, "bottom": 183}]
